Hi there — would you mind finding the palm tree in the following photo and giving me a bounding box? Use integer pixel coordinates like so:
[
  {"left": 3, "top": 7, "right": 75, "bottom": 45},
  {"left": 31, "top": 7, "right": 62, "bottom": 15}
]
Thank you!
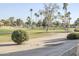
[
  {"left": 26, "top": 16, "right": 31, "bottom": 28},
  {"left": 61, "top": 15, "right": 65, "bottom": 29},
  {"left": 75, "top": 18, "right": 79, "bottom": 29},
  {"left": 68, "top": 17, "right": 71, "bottom": 29},
  {"left": 66, "top": 12, "right": 71, "bottom": 31},
  {"left": 30, "top": 9, "right": 33, "bottom": 28},
  {"left": 63, "top": 3, "right": 68, "bottom": 12},
  {"left": 37, "top": 20, "right": 42, "bottom": 27},
  {"left": 34, "top": 13, "right": 39, "bottom": 20},
  {"left": 30, "top": 9, "right": 33, "bottom": 20},
  {"left": 63, "top": 3, "right": 69, "bottom": 32}
]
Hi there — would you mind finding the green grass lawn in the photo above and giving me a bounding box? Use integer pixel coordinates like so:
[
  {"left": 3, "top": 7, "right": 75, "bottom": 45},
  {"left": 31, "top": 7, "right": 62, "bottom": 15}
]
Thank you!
[
  {"left": 0, "top": 27, "right": 74, "bottom": 42},
  {"left": 0, "top": 28, "right": 54, "bottom": 42}
]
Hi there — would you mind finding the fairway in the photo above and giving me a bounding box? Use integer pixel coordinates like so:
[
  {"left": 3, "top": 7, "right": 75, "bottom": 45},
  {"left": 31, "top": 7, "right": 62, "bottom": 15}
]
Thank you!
[{"left": 0, "top": 26, "right": 67, "bottom": 42}]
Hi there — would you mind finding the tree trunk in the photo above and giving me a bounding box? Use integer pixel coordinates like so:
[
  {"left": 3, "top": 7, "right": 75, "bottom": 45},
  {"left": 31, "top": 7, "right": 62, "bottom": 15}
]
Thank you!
[
  {"left": 64, "top": 9, "right": 69, "bottom": 33},
  {"left": 46, "top": 26, "right": 48, "bottom": 32}
]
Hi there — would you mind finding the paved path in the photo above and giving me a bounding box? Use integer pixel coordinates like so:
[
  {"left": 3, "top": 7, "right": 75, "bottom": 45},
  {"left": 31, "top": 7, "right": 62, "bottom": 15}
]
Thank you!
[
  {"left": 1, "top": 40, "right": 79, "bottom": 56},
  {"left": 0, "top": 33, "right": 69, "bottom": 55}
]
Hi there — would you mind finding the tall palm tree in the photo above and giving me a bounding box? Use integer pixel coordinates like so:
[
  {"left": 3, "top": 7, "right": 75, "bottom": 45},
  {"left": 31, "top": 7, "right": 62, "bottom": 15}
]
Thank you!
[
  {"left": 66, "top": 12, "right": 71, "bottom": 29},
  {"left": 63, "top": 3, "right": 69, "bottom": 32},
  {"left": 26, "top": 16, "right": 31, "bottom": 28},
  {"left": 68, "top": 17, "right": 71, "bottom": 29},
  {"left": 63, "top": 3, "right": 68, "bottom": 12},
  {"left": 30, "top": 9, "right": 33, "bottom": 20},
  {"left": 34, "top": 13, "right": 39, "bottom": 20},
  {"left": 30, "top": 9, "right": 33, "bottom": 28},
  {"left": 63, "top": 3, "right": 68, "bottom": 17}
]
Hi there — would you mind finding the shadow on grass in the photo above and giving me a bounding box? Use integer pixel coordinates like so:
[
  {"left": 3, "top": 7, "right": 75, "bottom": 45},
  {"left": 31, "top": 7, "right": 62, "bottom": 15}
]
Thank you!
[
  {"left": 0, "top": 43, "right": 17, "bottom": 47},
  {"left": 33, "top": 32, "right": 53, "bottom": 34}
]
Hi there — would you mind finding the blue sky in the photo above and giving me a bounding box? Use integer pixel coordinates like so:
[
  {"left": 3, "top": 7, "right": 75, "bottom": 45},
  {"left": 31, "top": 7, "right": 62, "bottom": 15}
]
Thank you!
[
  {"left": 0, "top": 3, "right": 79, "bottom": 24},
  {"left": 0, "top": 3, "right": 44, "bottom": 21}
]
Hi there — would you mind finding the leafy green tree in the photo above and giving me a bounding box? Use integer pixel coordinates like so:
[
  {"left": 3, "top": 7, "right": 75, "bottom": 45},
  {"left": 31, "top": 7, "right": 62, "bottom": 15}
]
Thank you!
[
  {"left": 42, "top": 17, "right": 48, "bottom": 31},
  {"left": 53, "top": 21, "right": 60, "bottom": 28},
  {"left": 27, "top": 19, "right": 31, "bottom": 26},
  {"left": 16, "top": 18, "right": 24, "bottom": 27},
  {"left": 75, "top": 18, "right": 79, "bottom": 28},
  {"left": 8, "top": 17, "right": 15, "bottom": 26},
  {"left": 32, "top": 21, "right": 36, "bottom": 26},
  {"left": 42, "top": 3, "right": 59, "bottom": 32},
  {"left": 31, "top": 21, "right": 36, "bottom": 29},
  {"left": 37, "top": 20, "right": 42, "bottom": 27},
  {"left": 1, "top": 19, "right": 11, "bottom": 26},
  {"left": 4, "top": 20, "right": 10, "bottom": 26},
  {"left": 0, "top": 19, "right": 5, "bottom": 25},
  {"left": 0, "top": 21, "right": 4, "bottom": 27},
  {"left": 26, "top": 16, "right": 31, "bottom": 28}
]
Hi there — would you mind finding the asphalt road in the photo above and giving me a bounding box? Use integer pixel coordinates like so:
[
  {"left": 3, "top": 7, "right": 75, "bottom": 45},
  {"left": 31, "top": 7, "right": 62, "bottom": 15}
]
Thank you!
[
  {"left": 0, "top": 33, "right": 78, "bottom": 56},
  {"left": 1, "top": 40, "right": 79, "bottom": 56}
]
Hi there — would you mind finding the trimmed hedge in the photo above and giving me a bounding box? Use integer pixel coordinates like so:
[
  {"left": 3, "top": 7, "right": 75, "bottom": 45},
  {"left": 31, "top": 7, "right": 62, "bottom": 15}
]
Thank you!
[
  {"left": 67, "top": 33, "right": 79, "bottom": 40},
  {"left": 11, "top": 30, "right": 29, "bottom": 45},
  {"left": 74, "top": 29, "right": 79, "bottom": 32}
]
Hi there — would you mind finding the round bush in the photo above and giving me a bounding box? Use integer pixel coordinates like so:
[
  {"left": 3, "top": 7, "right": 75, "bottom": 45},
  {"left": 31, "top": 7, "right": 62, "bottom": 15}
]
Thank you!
[
  {"left": 11, "top": 30, "right": 29, "bottom": 45},
  {"left": 67, "top": 33, "right": 79, "bottom": 40},
  {"left": 75, "top": 33, "right": 79, "bottom": 39},
  {"left": 74, "top": 29, "right": 79, "bottom": 32}
]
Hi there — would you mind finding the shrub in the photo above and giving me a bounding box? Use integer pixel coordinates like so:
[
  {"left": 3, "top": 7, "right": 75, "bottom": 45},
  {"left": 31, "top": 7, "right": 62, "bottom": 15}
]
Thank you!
[
  {"left": 11, "top": 30, "right": 29, "bottom": 45},
  {"left": 75, "top": 33, "right": 79, "bottom": 39},
  {"left": 74, "top": 29, "right": 79, "bottom": 32},
  {"left": 67, "top": 33, "right": 79, "bottom": 40}
]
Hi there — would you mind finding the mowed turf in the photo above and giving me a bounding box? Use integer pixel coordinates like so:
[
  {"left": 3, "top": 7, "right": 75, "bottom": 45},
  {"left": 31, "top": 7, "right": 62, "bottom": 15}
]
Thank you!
[
  {"left": 0, "top": 27, "right": 72, "bottom": 42},
  {"left": 0, "top": 28, "right": 53, "bottom": 42}
]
